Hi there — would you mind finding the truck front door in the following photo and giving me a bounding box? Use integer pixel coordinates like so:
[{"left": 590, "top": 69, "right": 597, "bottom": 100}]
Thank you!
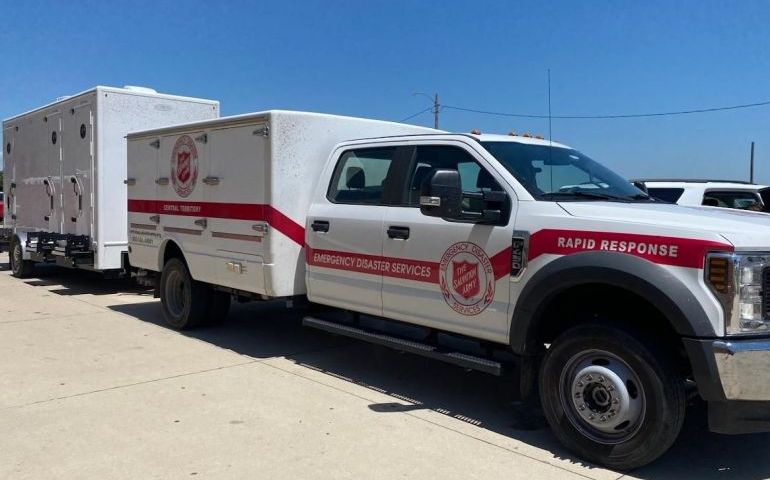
[{"left": 382, "top": 143, "right": 515, "bottom": 342}]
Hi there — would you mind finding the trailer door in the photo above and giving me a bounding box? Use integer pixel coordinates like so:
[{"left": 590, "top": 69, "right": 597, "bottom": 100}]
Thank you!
[
  {"left": 62, "top": 103, "right": 93, "bottom": 237},
  {"left": 45, "top": 111, "right": 63, "bottom": 233}
]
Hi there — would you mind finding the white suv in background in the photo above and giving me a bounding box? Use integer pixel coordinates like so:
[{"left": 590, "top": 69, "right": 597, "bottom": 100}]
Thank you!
[{"left": 633, "top": 179, "right": 770, "bottom": 212}]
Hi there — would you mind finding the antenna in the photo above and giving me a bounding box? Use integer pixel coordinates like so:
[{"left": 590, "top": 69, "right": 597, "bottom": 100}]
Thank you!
[
  {"left": 548, "top": 69, "right": 554, "bottom": 189},
  {"left": 547, "top": 69, "right": 553, "bottom": 144}
]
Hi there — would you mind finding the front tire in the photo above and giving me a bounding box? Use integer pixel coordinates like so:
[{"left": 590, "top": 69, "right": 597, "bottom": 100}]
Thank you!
[
  {"left": 159, "top": 258, "right": 210, "bottom": 330},
  {"left": 10, "top": 239, "right": 34, "bottom": 278},
  {"left": 539, "top": 324, "right": 685, "bottom": 470}
]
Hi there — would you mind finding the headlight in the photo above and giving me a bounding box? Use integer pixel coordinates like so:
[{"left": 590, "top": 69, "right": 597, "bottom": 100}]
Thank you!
[{"left": 706, "top": 252, "right": 770, "bottom": 335}]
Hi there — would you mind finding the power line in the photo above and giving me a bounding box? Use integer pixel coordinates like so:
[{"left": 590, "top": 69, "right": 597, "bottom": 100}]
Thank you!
[
  {"left": 400, "top": 106, "right": 434, "bottom": 122},
  {"left": 441, "top": 99, "right": 770, "bottom": 120}
]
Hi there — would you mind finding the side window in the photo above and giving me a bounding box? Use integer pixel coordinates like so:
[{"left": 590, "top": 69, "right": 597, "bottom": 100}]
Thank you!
[
  {"left": 327, "top": 147, "right": 396, "bottom": 205},
  {"left": 647, "top": 187, "right": 684, "bottom": 203},
  {"left": 404, "top": 145, "right": 502, "bottom": 212},
  {"left": 702, "top": 190, "right": 762, "bottom": 210}
]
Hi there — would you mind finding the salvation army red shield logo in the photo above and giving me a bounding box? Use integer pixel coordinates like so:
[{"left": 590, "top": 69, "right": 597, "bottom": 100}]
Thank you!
[
  {"left": 439, "top": 242, "right": 494, "bottom": 316},
  {"left": 171, "top": 135, "right": 198, "bottom": 198}
]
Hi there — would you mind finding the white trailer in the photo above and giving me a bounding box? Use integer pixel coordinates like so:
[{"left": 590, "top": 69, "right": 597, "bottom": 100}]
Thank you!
[{"left": 3, "top": 86, "right": 219, "bottom": 277}]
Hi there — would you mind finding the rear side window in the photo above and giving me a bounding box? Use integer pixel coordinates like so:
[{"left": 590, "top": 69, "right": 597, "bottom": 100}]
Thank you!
[
  {"left": 703, "top": 190, "right": 762, "bottom": 210},
  {"left": 647, "top": 188, "right": 684, "bottom": 203},
  {"left": 327, "top": 147, "right": 396, "bottom": 205}
]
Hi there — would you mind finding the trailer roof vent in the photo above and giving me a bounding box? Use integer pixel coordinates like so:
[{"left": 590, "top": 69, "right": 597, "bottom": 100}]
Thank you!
[{"left": 123, "top": 86, "right": 158, "bottom": 94}]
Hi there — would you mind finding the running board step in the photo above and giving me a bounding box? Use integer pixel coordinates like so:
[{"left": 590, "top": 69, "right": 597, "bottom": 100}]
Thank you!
[{"left": 302, "top": 316, "right": 502, "bottom": 376}]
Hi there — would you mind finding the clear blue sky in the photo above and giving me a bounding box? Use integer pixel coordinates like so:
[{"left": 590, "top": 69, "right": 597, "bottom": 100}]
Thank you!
[{"left": 2, "top": 1, "right": 769, "bottom": 182}]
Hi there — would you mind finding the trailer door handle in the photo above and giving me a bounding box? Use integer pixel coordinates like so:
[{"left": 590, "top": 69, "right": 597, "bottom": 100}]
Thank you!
[
  {"left": 194, "top": 218, "right": 208, "bottom": 229},
  {"left": 387, "top": 226, "right": 410, "bottom": 240},
  {"left": 311, "top": 220, "right": 329, "bottom": 233}
]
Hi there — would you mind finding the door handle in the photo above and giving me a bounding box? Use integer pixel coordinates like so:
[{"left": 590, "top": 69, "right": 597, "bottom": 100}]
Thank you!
[
  {"left": 387, "top": 226, "right": 410, "bottom": 240},
  {"left": 194, "top": 218, "right": 208, "bottom": 228},
  {"left": 311, "top": 220, "right": 330, "bottom": 233}
]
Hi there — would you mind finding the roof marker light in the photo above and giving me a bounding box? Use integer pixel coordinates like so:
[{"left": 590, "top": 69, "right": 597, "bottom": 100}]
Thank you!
[
  {"left": 470, "top": 129, "right": 481, "bottom": 135},
  {"left": 508, "top": 131, "right": 518, "bottom": 136}
]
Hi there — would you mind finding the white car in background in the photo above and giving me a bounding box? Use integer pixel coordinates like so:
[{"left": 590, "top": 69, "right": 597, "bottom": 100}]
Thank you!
[{"left": 633, "top": 179, "right": 770, "bottom": 212}]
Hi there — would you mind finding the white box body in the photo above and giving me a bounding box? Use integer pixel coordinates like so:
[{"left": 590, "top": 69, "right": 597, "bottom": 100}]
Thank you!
[
  {"left": 127, "top": 110, "right": 434, "bottom": 297},
  {"left": 2, "top": 86, "right": 219, "bottom": 269}
]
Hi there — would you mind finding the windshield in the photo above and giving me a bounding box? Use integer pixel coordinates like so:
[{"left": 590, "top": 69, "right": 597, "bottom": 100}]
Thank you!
[{"left": 481, "top": 141, "right": 649, "bottom": 202}]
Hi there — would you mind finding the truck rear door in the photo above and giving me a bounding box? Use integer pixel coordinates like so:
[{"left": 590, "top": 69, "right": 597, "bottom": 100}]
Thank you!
[
  {"left": 306, "top": 146, "right": 402, "bottom": 317},
  {"left": 381, "top": 143, "right": 514, "bottom": 341}
]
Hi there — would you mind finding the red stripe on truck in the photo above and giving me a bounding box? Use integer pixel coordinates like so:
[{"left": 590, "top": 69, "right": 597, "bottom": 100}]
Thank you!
[
  {"left": 128, "top": 199, "right": 306, "bottom": 246},
  {"left": 527, "top": 229, "right": 733, "bottom": 269},
  {"left": 306, "top": 246, "right": 513, "bottom": 283}
]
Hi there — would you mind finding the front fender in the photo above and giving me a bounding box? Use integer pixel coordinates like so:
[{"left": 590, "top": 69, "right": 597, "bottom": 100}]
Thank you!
[{"left": 509, "top": 251, "right": 715, "bottom": 355}]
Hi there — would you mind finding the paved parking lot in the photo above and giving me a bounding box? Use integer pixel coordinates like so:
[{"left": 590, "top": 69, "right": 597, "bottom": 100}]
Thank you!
[{"left": 1, "top": 252, "right": 769, "bottom": 479}]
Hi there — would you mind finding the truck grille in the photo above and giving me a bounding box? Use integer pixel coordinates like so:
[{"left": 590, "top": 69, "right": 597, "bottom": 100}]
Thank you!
[{"left": 762, "top": 267, "right": 770, "bottom": 320}]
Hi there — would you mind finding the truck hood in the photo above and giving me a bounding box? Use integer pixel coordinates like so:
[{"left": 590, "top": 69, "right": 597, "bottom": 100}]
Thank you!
[{"left": 558, "top": 202, "right": 770, "bottom": 249}]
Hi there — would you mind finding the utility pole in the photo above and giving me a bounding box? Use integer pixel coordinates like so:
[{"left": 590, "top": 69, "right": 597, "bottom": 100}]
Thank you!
[
  {"left": 750, "top": 141, "right": 755, "bottom": 183},
  {"left": 433, "top": 93, "right": 440, "bottom": 130},
  {"left": 413, "top": 92, "right": 440, "bottom": 129}
]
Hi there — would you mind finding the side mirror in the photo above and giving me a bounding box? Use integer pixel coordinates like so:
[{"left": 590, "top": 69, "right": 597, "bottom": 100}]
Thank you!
[
  {"left": 631, "top": 181, "right": 648, "bottom": 194},
  {"left": 419, "top": 169, "right": 462, "bottom": 219}
]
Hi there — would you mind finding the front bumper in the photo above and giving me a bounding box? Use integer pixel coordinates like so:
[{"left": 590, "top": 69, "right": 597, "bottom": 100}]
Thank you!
[{"left": 685, "top": 337, "right": 770, "bottom": 434}]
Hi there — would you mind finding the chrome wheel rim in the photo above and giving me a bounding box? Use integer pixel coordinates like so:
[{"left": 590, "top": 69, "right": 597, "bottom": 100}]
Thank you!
[{"left": 559, "top": 349, "right": 646, "bottom": 444}]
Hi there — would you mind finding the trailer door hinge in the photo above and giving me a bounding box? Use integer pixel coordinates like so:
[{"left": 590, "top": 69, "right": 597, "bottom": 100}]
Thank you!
[
  {"left": 252, "top": 125, "right": 269, "bottom": 137},
  {"left": 124, "top": 178, "right": 136, "bottom": 186},
  {"left": 149, "top": 215, "right": 160, "bottom": 224},
  {"left": 149, "top": 139, "right": 160, "bottom": 149},
  {"left": 194, "top": 133, "right": 208, "bottom": 143},
  {"left": 155, "top": 177, "right": 169, "bottom": 186},
  {"left": 202, "top": 176, "right": 220, "bottom": 186}
]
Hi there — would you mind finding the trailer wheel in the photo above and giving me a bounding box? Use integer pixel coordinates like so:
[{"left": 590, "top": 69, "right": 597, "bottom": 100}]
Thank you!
[
  {"left": 10, "top": 239, "right": 34, "bottom": 278},
  {"left": 206, "top": 290, "right": 231, "bottom": 325},
  {"left": 539, "top": 324, "right": 685, "bottom": 471},
  {"left": 159, "top": 258, "right": 210, "bottom": 330}
]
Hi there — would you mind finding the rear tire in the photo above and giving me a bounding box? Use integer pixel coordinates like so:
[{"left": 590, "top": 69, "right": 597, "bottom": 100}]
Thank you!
[
  {"left": 539, "top": 324, "right": 685, "bottom": 471},
  {"left": 10, "top": 239, "right": 34, "bottom": 279},
  {"left": 159, "top": 258, "right": 210, "bottom": 330}
]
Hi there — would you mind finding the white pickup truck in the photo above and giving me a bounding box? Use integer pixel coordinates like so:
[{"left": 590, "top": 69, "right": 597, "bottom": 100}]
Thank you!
[{"left": 127, "top": 111, "right": 770, "bottom": 470}]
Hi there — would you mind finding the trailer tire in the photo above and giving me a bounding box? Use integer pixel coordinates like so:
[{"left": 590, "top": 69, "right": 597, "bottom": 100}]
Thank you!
[
  {"left": 206, "top": 290, "right": 231, "bottom": 325},
  {"left": 159, "top": 258, "right": 210, "bottom": 330},
  {"left": 10, "top": 239, "right": 34, "bottom": 279},
  {"left": 539, "top": 324, "right": 685, "bottom": 471}
]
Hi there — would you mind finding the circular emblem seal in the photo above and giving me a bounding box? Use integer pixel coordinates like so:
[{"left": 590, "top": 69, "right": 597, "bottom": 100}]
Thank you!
[
  {"left": 171, "top": 135, "right": 199, "bottom": 198},
  {"left": 439, "top": 242, "right": 495, "bottom": 316}
]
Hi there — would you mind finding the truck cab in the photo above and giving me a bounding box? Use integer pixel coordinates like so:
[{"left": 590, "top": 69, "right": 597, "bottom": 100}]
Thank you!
[{"left": 305, "top": 132, "right": 770, "bottom": 469}]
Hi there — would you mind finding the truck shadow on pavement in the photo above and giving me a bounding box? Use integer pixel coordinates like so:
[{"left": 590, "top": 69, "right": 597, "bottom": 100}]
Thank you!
[
  {"left": 108, "top": 300, "right": 770, "bottom": 480},
  {"left": 12, "top": 264, "right": 770, "bottom": 479}
]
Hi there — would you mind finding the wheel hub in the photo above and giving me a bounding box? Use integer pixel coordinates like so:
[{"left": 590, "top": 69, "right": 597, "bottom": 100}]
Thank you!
[{"left": 561, "top": 351, "right": 646, "bottom": 444}]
